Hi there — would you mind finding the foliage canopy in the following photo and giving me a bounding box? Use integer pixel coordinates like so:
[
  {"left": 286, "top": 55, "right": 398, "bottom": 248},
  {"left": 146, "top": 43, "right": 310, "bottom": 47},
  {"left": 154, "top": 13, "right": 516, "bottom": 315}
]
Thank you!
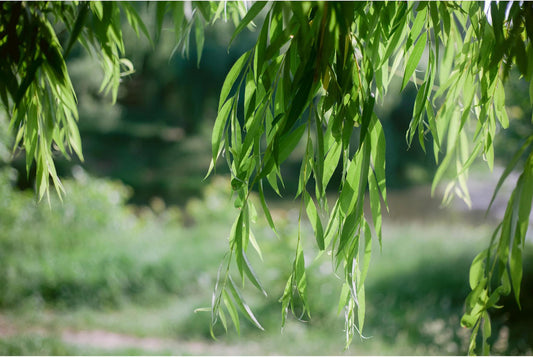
[{"left": 1, "top": 1, "right": 532, "bottom": 354}]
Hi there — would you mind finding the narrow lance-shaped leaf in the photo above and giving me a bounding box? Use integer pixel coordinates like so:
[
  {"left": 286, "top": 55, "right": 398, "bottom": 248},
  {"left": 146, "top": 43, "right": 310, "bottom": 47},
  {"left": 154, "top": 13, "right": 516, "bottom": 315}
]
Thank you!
[
  {"left": 258, "top": 180, "right": 278, "bottom": 235},
  {"left": 487, "top": 135, "right": 533, "bottom": 213},
  {"left": 219, "top": 51, "right": 251, "bottom": 110},
  {"left": 402, "top": 31, "right": 427, "bottom": 90},
  {"left": 208, "top": 98, "right": 234, "bottom": 176},
  {"left": 229, "top": 1, "right": 269, "bottom": 47},
  {"left": 368, "top": 171, "right": 383, "bottom": 247},
  {"left": 223, "top": 291, "right": 240, "bottom": 334},
  {"left": 195, "top": 15, "right": 205, "bottom": 67},
  {"left": 64, "top": 3, "right": 90, "bottom": 57},
  {"left": 241, "top": 249, "right": 268, "bottom": 296},
  {"left": 304, "top": 191, "right": 325, "bottom": 250},
  {"left": 228, "top": 276, "right": 265, "bottom": 330},
  {"left": 120, "top": 2, "right": 153, "bottom": 45},
  {"left": 279, "top": 273, "right": 293, "bottom": 328}
]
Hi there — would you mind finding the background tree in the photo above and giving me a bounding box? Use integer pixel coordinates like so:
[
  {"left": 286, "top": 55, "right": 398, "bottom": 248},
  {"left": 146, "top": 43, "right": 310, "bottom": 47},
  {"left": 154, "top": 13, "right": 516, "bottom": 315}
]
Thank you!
[{"left": 1, "top": 1, "right": 532, "bottom": 355}]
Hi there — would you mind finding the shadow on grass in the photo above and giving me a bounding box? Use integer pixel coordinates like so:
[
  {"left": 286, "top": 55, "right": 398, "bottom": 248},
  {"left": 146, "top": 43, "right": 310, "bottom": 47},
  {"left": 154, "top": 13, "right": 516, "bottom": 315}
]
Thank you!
[{"left": 364, "top": 247, "right": 533, "bottom": 355}]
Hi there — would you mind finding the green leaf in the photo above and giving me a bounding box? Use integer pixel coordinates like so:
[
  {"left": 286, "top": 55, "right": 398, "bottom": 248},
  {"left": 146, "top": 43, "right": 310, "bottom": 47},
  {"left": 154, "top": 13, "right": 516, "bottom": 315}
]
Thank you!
[
  {"left": 482, "top": 312, "right": 492, "bottom": 356},
  {"left": 408, "top": 7, "right": 427, "bottom": 49},
  {"left": 324, "top": 200, "right": 340, "bottom": 249},
  {"left": 360, "top": 221, "right": 372, "bottom": 287},
  {"left": 222, "top": 291, "right": 240, "bottom": 334},
  {"left": 359, "top": 96, "right": 376, "bottom": 145},
  {"left": 218, "top": 305, "right": 229, "bottom": 332},
  {"left": 210, "top": 1, "right": 226, "bottom": 24},
  {"left": 14, "top": 58, "right": 43, "bottom": 106},
  {"left": 194, "top": 16, "right": 205, "bottom": 67},
  {"left": 296, "top": 139, "right": 313, "bottom": 198},
  {"left": 304, "top": 191, "right": 325, "bottom": 250},
  {"left": 241, "top": 249, "right": 268, "bottom": 296},
  {"left": 368, "top": 172, "right": 383, "bottom": 247},
  {"left": 248, "top": 230, "right": 263, "bottom": 262},
  {"left": 155, "top": 2, "right": 167, "bottom": 39},
  {"left": 314, "top": 110, "right": 325, "bottom": 200},
  {"left": 228, "top": 276, "right": 264, "bottom": 330},
  {"left": 469, "top": 249, "right": 488, "bottom": 290},
  {"left": 338, "top": 283, "right": 350, "bottom": 315},
  {"left": 380, "top": 18, "right": 408, "bottom": 68},
  {"left": 258, "top": 181, "right": 278, "bottom": 235},
  {"left": 280, "top": 274, "right": 293, "bottom": 328},
  {"left": 254, "top": 11, "right": 269, "bottom": 80},
  {"left": 294, "top": 242, "right": 309, "bottom": 309},
  {"left": 487, "top": 136, "right": 533, "bottom": 213},
  {"left": 323, "top": 140, "right": 342, "bottom": 190},
  {"left": 219, "top": 51, "right": 250, "bottom": 110},
  {"left": 357, "top": 283, "right": 366, "bottom": 333},
  {"left": 518, "top": 157, "right": 533, "bottom": 225},
  {"left": 339, "top": 155, "right": 361, "bottom": 217},
  {"left": 90, "top": 1, "right": 104, "bottom": 20},
  {"left": 494, "top": 79, "right": 509, "bottom": 128},
  {"left": 510, "top": 237, "right": 523, "bottom": 307},
  {"left": 229, "top": 1, "right": 268, "bottom": 47},
  {"left": 209, "top": 98, "right": 234, "bottom": 173},
  {"left": 266, "top": 170, "right": 281, "bottom": 196},
  {"left": 121, "top": 2, "right": 152, "bottom": 44},
  {"left": 23, "top": 104, "right": 38, "bottom": 175},
  {"left": 402, "top": 31, "right": 427, "bottom": 90},
  {"left": 195, "top": 2, "right": 211, "bottom": 20},
  {"left": 36, "top": 153, "right": 48, "bottom": 201},
  {"left": 369, "top": 115, "right": 387, "bottom": 200},
  {"left": 244, "top": 70, "right": 257, "bottom": 123},
  {"left": 66, "top": 115, "right": 84, "bottom": 161},
  {"left": 64, "top": 3, "right": 90, "bottom": 57},
  {"left": 338, "top": 211, "right": 358, "bottom": 256},
  {"left": 276, "top": 122, "right": 307, "bottom": 165},
  {"left": 283, "top": 70, "right": 314, "bottom": 136},
  {"left": 172, "top": 2, "right": 185, "bottom": 40}
]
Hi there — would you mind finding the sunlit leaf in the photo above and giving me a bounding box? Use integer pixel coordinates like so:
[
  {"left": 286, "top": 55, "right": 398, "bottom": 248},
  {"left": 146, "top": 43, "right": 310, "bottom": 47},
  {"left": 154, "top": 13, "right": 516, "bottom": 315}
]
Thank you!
[
  {"left": 194, "top": 15, "right": 205, "bottom": 67},
  {"left": 219, "top": 51, "right": 251, "bottom": 110},
  {"left": 228, "top": 276, "right": 264, "bottom": 330},
  {"left": 121, "top": 2, "right": 152, "bottom": 45},
  {"left": 402, "top": 31, "right": 427, "bottom": 90},
  {"left": 304, "top": 191, "right": 325, "bottom": 250},
  {"left": 223, "top": 291, "right": 239, "bottom": 334},
  {"left": 469, "top": 249, "right": 488, "bottom": 290},
  {"left": 487, "top": 136, "right": 533, "bottom": 213},
  {"left": 229, "top": 1, "right": 268, "bottom": 47},
  {"left": 209, "top": 98, "right": 234, "bottom": 174},
  {"left": 241, "top": 249, "right": 267, "bottom": 296}
]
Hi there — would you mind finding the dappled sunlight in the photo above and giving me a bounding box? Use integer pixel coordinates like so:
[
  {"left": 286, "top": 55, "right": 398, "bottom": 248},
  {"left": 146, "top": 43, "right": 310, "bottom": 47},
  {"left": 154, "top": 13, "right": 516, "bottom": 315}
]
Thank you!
[{"left": 1, "top": 1, "right": 533, "bottom": 355}]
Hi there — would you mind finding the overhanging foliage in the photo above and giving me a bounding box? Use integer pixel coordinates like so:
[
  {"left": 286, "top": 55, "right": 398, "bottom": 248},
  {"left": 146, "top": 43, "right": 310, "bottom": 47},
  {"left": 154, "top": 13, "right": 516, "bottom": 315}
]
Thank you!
[{"left": 1, "top": 1, "right": 532, "bottom": 355}]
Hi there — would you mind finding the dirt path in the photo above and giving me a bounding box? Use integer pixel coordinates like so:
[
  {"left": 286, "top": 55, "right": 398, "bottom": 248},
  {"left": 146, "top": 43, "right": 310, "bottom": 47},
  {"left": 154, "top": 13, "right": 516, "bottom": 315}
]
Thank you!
[
  {"left": 60, "top": 329, "right": 231, "bottom": 355},
  {"left": 0, "top": 315, "right": 251, "bottom": 355}
]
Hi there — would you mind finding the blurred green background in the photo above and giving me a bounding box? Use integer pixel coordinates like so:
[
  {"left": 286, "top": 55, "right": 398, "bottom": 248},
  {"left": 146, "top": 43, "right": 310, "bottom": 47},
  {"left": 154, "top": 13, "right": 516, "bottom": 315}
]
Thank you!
[{"left": 0, "top": 5, "right": 532, "bottom": 355}]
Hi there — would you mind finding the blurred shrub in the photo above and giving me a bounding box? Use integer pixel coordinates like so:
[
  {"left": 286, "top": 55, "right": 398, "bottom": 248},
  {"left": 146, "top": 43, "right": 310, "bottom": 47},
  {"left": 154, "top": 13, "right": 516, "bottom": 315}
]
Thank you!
[
  {"left": 0, "top": 168, "right": 298, "bottom": 312},
  {"left": 0, "top": 336, "right": 73, "bottom": 355},
  {"left": 0, "top": 167, "right": 197, "bottom": 308},
  {"left": 2, "top": 164, "right": 530, "bottom": 353}
]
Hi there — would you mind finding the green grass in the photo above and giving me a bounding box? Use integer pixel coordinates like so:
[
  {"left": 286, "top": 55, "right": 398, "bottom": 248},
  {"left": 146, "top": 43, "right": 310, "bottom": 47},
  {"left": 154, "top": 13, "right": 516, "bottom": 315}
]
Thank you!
[{"left": 0, "top": 169, "right": 532, "bottom": 355}]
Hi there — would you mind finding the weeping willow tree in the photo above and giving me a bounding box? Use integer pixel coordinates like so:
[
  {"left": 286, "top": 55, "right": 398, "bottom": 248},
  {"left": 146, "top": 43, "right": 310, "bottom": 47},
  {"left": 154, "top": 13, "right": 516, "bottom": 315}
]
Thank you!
[{"left": 1, "top": 1, "right": 532, "bottom": 354}]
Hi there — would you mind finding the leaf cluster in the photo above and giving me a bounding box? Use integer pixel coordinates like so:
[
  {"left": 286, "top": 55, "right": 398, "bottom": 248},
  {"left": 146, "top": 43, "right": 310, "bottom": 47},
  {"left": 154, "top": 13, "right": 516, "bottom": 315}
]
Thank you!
[
  {"left": 207, "top": 1, "right": 533, "bottom": 353},
  {"left": 0, "top": 1, "right": 247, "bottom": 201},
  {"left": 2, "top": 1, "right": 533, "bottom": 354}
]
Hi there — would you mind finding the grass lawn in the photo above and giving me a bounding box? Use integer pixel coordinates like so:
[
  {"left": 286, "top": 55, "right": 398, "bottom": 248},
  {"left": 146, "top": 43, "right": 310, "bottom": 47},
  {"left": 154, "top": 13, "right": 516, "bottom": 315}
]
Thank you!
[{"left": 0, "top": 171, "right": 532, "bottom": 355}]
